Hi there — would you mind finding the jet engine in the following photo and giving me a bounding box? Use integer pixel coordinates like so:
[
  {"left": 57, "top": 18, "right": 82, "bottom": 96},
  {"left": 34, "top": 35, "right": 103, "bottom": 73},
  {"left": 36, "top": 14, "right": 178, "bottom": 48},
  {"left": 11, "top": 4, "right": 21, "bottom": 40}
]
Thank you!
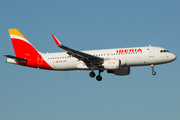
[
  {"left": 107, "top": 67, "right": 130, "bottom": 76},
  {"left": 103, "top": 59, "right": 120, "bottom": 70}
]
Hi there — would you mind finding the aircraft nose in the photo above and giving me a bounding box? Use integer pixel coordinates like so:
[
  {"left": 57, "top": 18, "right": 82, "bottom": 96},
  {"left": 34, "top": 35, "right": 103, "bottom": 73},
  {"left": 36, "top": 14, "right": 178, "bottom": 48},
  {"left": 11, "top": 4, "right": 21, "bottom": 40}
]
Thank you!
[{"left": 170, "top": 53, "right": 176, "bottom": 61}]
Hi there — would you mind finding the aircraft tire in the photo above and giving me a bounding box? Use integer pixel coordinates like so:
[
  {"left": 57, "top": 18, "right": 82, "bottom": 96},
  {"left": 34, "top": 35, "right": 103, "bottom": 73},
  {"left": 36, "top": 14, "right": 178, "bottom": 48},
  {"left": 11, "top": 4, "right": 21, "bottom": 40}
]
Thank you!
[
  {"left": 96, "top": 75, "right": 102, "bottom": 81},
  {"left": 152, "top": 71, "right": 156, "bottom": 75},
  {"left": 89, "top": 71, "right": 95, "bottom": 78}
]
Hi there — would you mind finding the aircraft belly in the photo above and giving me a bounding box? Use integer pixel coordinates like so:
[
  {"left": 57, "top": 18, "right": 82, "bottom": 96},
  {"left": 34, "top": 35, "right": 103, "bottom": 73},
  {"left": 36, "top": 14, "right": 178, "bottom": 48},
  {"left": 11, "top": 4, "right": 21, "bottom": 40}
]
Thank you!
[
  {"left": 125, "top": 56, "right": 160, "bottom": 66},
  {"left": 125, "top": 57, "right": 143, "bottom": 66},
  {"left": 139, "top": 57, "right": 165, "bottom": 65}
]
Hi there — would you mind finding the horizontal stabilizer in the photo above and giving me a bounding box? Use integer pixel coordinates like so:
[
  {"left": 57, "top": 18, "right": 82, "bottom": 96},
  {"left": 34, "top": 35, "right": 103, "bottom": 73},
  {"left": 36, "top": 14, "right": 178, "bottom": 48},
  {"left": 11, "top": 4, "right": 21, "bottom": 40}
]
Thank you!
[{"left": 4, "top": 55, "right": 28, "bottom": 62}]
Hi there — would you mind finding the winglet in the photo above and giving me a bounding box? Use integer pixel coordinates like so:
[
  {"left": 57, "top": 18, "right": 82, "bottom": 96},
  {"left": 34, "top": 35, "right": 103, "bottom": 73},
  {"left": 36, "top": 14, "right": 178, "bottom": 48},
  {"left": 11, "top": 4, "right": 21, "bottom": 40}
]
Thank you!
[{"left": 52, "top": 34, "right": 61, "bottom": 45}]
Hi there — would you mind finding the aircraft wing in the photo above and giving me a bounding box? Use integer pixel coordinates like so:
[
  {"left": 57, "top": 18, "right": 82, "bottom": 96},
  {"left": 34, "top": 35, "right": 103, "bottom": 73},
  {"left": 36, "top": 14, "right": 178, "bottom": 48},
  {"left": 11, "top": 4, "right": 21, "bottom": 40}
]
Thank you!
[{"left": 52, "top": 35, "right": 104, "bottom": 67}]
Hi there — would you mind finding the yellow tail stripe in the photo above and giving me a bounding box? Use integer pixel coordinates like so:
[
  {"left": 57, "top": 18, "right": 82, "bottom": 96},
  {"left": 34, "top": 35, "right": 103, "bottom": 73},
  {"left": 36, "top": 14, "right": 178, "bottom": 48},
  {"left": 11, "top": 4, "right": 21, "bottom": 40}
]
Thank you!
[{"left": 8, "top": 29, "right": 27, "bottom": 40}]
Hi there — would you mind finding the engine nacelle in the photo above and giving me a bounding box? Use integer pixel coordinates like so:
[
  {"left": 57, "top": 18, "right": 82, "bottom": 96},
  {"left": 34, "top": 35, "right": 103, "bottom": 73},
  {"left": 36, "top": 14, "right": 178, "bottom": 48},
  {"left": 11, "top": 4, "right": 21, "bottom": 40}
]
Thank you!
[
  {"left": 103, "top": 59, "right": 120, "bottom": 70},
  {"left": 107, "top": 67, "right": 130, "bottom": 76}
]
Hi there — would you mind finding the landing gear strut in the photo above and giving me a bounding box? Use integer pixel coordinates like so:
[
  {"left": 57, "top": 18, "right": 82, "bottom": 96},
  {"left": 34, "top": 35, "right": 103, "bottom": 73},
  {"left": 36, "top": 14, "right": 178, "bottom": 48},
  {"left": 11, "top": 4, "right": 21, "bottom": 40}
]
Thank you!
[
  {"left": 151, "top": 64, "right": 156, "bottom": 75},
  {"left": 96, "top": 70, "right": 103, "bottom": 81}
]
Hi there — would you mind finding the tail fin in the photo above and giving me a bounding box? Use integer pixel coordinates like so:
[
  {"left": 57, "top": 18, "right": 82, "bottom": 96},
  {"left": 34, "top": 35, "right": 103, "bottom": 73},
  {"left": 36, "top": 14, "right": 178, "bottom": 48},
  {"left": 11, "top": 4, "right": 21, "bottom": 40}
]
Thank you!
[
  {"left": 7, "top": 29, "right": 53, "bottom": 70},
  {"left": 8, "top": 29, "right": 39, "bottom": 59}
]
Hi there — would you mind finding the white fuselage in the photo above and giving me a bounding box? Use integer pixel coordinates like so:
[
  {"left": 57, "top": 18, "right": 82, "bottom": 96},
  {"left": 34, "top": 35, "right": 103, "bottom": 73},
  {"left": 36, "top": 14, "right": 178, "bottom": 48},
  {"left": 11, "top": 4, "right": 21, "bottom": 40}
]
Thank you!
[{"left": 40, "top": 46, "right": 176, "bottom": 71}]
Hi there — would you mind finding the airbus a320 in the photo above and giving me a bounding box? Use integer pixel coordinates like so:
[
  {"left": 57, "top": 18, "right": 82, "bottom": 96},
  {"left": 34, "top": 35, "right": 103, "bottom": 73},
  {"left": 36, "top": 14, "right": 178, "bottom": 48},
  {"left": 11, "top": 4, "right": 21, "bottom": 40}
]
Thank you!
[{"left": 4, "top": 29, "right": 176, "bottom": 81}]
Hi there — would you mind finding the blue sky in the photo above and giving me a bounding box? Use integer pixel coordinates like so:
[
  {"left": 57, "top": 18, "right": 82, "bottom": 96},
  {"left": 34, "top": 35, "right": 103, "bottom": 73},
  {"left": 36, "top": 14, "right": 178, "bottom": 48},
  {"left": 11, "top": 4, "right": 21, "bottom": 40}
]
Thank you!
[{"left": 0, "top": 0, "right": 179, "bottom": 120}]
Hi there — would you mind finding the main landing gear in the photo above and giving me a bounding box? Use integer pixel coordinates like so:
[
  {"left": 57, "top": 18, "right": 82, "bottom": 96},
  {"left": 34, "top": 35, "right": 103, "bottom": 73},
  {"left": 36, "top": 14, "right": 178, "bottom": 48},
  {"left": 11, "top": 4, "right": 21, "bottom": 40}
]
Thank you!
[
  {"left": 151, "top": 64, "right": 156, "bottom": 75},
  {"left": 89, "top": 71, "right": 95, "bottom": 78},
  {"left": 89, "top": 70, "right": 103, "bottom": 81}
]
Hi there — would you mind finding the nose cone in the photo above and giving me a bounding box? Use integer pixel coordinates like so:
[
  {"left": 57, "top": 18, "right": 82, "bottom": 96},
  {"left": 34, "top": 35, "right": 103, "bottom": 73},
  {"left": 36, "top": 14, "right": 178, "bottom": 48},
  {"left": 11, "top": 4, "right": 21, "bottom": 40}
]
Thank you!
[{"left": 170, "top": 53, "right": 176, "bottom": 62}]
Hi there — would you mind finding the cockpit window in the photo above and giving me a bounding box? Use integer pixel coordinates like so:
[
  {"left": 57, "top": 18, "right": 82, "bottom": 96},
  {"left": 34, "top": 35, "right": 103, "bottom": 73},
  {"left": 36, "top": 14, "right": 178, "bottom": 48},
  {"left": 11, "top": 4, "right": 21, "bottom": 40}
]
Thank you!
[{"left": 160, "top": 50, "right": 170, "bottom": 53}]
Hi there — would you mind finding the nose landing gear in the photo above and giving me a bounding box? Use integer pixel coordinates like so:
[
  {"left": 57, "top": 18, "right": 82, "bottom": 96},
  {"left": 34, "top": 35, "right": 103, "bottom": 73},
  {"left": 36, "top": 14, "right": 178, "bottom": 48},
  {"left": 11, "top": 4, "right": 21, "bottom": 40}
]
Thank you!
[{"left": 151, "top": 65, "right": 156, "bottom": 75}]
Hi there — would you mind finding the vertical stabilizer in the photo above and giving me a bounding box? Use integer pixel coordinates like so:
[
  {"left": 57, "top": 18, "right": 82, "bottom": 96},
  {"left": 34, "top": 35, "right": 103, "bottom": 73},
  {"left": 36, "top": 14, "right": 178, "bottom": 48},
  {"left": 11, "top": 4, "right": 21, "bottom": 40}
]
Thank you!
[
  {"left": 7, "top": 29, "right": 53, "bottom": 70},
  {"left": 8, "top": 29, "right": 39, "bottom": 59}
]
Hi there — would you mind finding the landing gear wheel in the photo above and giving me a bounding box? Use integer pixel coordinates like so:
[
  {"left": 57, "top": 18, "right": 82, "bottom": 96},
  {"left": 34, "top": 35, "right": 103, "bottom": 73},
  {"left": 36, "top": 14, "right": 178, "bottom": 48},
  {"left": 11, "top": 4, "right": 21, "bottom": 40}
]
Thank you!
[
  {"left": 151, "top": 64, "right": 156, "bottom": 76},
  {"left": 152, "top": 71, "right": 156, "bottom": 75},
  {"left": 89, "top": 71, "right": 95, "bottom": 78},
  {"left": 96, "top": 75, "right": 102, "bottom": 81}
]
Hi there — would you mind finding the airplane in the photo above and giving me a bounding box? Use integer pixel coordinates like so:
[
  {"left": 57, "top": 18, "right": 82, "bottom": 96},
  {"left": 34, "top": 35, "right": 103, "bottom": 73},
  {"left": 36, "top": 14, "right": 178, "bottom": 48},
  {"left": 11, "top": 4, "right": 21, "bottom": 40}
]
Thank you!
[{"left": 4, "top": 29, "right": 176, "bottom": 81}]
